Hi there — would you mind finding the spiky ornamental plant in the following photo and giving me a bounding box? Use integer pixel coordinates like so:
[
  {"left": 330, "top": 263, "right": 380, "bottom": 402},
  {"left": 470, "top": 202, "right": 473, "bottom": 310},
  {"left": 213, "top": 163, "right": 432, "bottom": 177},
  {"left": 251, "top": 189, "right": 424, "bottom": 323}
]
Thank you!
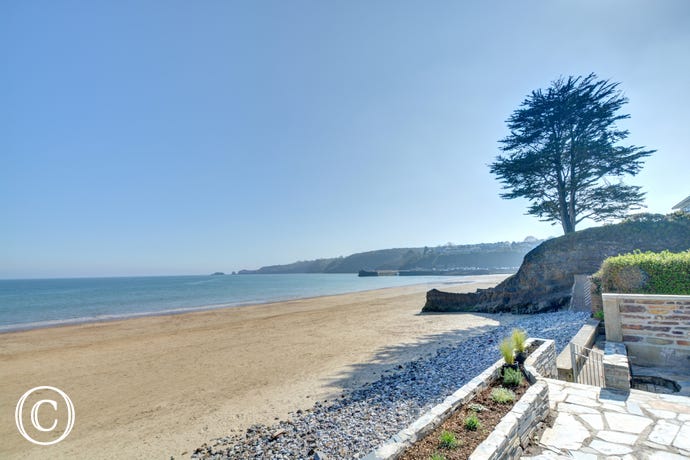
[
  {"left": 499, "top": 338, "right": 515, "bottom": 365},
  {"left": 511, "top": 329, "right": 527, "bottom": 354}
]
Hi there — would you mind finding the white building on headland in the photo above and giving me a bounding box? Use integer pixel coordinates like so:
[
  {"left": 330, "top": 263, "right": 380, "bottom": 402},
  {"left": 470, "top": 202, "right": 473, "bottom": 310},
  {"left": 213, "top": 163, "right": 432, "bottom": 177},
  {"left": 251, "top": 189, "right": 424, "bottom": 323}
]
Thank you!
[{"left": 672, "top": 195, "right": 690, "bottom": 213}]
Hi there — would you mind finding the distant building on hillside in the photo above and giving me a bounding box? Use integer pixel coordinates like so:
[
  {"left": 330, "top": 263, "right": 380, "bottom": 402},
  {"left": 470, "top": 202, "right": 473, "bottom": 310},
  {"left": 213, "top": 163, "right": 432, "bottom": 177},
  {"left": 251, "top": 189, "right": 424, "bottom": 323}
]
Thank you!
[{"left": 673, "top": 195, "right": 690, "bottom": 213}]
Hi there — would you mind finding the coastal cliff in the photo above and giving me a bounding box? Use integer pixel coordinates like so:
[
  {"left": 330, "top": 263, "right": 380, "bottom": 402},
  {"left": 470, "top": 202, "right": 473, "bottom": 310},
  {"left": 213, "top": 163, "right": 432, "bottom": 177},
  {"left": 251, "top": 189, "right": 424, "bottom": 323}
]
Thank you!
[
  {"left": 423, "top": 213, "right": 690, "bottom": 314},
  {"left": 239, "top": 240, "right": 542, "bottom": 274}
]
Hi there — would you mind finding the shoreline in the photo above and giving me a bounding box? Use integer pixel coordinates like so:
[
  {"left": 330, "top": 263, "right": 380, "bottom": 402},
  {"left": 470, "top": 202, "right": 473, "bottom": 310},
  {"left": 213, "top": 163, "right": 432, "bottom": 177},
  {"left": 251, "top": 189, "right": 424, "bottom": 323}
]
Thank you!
[
  {"left": 0, "top": 275, "right": 478, "bottom": 334},
  {"left": 1, "top": 275, "right": 510, "bottom": 460}
]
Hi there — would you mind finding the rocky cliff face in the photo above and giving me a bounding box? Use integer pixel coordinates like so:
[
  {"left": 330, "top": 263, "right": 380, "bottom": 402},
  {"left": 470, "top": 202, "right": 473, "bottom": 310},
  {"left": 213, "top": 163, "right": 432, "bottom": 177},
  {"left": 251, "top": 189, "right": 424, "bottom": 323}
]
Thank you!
[{"left": 423, "top": 214, "right": 690, "bottom": 314}]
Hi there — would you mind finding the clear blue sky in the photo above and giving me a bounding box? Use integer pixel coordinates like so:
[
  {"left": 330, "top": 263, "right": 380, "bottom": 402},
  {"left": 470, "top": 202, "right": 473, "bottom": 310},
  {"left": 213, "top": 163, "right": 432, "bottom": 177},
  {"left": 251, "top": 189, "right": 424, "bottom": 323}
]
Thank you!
[{"left": 2, "top": 1, "right": 689, "bottom": 278}]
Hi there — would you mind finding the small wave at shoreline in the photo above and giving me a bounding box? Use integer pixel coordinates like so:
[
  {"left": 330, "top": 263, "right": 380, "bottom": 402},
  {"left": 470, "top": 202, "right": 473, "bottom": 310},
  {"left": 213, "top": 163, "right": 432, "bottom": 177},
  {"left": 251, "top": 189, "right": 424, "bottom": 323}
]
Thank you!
[{"left": 0, "top": 276, "right": 481, "bottom": 333}]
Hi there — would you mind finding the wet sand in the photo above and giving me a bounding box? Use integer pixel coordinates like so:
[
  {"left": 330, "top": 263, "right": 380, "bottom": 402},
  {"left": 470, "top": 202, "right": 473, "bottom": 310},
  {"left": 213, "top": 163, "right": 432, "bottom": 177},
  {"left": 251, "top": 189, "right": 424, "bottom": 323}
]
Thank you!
[{"left": 0, "top": 274, "right": 514, "bottom": 459}]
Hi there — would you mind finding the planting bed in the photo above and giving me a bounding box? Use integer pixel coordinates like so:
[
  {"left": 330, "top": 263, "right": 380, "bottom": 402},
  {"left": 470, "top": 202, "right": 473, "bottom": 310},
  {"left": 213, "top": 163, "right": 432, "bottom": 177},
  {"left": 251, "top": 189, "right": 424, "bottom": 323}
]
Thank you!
[
  {"left": 363, "top": 338, "right": 554, "bottom": 460},
  {"left": 399, "top": 377, "right": 529, "bottom": 459}
]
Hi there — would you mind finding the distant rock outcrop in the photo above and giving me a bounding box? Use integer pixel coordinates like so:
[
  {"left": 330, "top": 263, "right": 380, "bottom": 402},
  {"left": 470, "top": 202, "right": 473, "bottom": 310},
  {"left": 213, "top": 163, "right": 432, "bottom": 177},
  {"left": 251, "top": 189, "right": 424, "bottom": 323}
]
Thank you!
[{"left": 423, "top": 213, "right": 690, "bottom": 314}]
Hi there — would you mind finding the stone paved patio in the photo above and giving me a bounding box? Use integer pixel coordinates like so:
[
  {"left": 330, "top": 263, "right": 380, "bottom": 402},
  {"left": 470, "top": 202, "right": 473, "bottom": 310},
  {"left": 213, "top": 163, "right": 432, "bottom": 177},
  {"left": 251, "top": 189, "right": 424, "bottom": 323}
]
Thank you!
[{"left": 522, "top": 378, "right": 690, "bottom": 460}]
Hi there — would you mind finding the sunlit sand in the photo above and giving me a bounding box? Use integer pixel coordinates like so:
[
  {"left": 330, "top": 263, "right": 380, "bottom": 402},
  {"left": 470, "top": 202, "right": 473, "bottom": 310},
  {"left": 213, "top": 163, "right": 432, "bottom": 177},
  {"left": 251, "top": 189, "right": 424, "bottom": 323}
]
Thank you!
[{"left": 0, "top": 275, "right": 514, "bottom": 459}]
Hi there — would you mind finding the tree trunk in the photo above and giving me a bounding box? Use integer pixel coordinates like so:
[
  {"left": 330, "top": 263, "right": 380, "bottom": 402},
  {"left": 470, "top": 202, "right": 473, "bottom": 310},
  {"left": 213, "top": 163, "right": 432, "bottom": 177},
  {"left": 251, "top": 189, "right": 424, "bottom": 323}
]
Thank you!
[
  {"left": 568, "top": 136, "right": 578, "bottom": 233},
  {"left": 556, "top": 171, "right": 574, "bottom": 234}
]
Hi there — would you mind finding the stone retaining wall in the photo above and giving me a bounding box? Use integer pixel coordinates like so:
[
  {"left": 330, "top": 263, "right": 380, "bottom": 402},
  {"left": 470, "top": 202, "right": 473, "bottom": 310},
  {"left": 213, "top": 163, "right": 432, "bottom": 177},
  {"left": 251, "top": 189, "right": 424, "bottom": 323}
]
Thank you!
[
  {"left": 363, "top": 338, "right": 555, "bottom": 460},
  {"left": 469, "top": 381, "right": 549, "bottom": 460},
  {"left": 526, "top": 338, "right": 557, "bottom": 379},
  {"left": 603, "top": 293, "right": 690, "bottom": 368}
]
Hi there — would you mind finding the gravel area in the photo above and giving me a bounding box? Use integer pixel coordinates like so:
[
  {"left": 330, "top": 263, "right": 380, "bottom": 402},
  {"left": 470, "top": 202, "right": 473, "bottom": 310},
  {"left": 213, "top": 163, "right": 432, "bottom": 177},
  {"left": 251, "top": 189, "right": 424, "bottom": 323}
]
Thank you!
[{"left": 191, "top": 311, "right": 589, "bottom": 460}]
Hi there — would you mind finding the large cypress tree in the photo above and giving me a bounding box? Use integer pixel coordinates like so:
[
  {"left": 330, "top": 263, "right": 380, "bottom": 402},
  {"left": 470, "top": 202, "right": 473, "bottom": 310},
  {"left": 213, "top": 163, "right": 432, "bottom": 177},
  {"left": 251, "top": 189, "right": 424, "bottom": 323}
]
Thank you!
[{"left": 490, "top": 74, "right": 654, "bottom": 234}]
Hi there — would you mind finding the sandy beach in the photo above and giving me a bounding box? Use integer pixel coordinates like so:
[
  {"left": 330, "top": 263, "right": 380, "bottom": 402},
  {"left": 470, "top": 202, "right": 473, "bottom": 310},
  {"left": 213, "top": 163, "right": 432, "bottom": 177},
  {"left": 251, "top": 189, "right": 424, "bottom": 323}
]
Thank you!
[{"left": 0, "top": 274, "right": 515, "bottom": 460}]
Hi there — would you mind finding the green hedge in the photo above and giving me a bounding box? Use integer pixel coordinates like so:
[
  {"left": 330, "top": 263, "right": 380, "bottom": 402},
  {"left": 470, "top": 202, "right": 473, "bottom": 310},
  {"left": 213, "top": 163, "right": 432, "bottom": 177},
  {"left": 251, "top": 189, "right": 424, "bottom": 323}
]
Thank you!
[{"left": 595, "top": 250, "right": 690, "bottom": 295}]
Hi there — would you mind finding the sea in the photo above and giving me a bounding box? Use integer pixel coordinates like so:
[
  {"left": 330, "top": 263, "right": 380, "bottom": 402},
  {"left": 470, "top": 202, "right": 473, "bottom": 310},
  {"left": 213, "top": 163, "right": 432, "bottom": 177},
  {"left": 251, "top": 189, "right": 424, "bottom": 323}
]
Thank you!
[{"left": 0, "top": 273, "right": 466, "bottom": 332}]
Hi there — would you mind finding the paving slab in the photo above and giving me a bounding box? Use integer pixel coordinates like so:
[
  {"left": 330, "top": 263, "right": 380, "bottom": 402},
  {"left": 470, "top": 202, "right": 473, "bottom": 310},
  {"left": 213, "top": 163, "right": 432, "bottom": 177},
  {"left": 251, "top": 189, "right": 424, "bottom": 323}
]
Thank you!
[
  {"left": 522, "top": 378, "right": 690, "bottom": 459},
  {"left": 603, "top": 411, "right": 652, "bottom": 433},
  {"left": 648, "top": 453, "right": 690, "bottom": 460},
  {"left": 566, "top": 394, "right": 602, "bottom": 407},
  {"left": 579, "top": 413, "right": 604, "bottom": 431},
  {"left": 625, "top": 400, "right": 644, "bottom": 416},
  {"left": 589, "top": 439, "right": 633, "bottom": 455},
  {"left": 540, "top": 413, "right": 589, "bottom": 450},
  {"left": 648, "top": 419, "right": 681, "bottom": 445},
  {"left": 569, "top": 453, "right": 597, "bottom": 460},
  {"left": 557, "top": 402, "right": 600, "bottom": 414},
  {"left": 595, "top": 430, "right": 638, "bottom": 444},
  {"left": 672, "top": 423, "right": 690, "bottom": 450},
  {"left": 647, "top": 408, "right": 677, "bottom": 419}
]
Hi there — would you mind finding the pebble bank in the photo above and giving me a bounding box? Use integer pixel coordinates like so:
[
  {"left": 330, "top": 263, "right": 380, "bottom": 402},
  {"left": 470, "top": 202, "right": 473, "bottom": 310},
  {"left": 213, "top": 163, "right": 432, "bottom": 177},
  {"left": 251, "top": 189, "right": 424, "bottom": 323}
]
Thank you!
[{"left": 191, "top": 311, "right": 589, "bottom": 459}]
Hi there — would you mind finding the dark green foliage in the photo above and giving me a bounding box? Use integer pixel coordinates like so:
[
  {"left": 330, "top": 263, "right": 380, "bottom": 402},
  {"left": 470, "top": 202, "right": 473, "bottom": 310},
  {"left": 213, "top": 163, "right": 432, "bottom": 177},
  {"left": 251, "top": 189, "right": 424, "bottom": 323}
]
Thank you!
[
  {"left": 464, "top": 413, "right": 481, "bottom": 431},
  {"left": 503, "top": 367, "right": 524, "bottom": 387},
  {"left": 623, "top": 211, "right": 690, "bottom": 227},
  {"left": 490, "top": 74, "right": 654, "bottom": 234},
  {"left": 596, "top": 250, "right": 690, "bottom": 295},
  {"left": 438, "top": 430, "right": 460, "bottom": 449}
]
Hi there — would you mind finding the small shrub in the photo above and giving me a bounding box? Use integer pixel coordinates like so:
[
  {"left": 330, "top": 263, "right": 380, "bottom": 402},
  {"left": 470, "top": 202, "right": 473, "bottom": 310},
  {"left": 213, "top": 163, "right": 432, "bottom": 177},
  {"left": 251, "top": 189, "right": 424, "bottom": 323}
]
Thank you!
[
  {"left": 438, "top": 430, "right": 459, "bottom": 449},
  {"left": 623, "top": 213, "right": 667, "bottom": 224},
  {"left": 499, "top": 338, "right": 515, "bottom": 365},
  {"left": 590, "top": 272, "right": 603, "bottom": 295},
  {"left": 593, "top": 310, "right": 604, "bottom": 321},
  {"left": 491, "top": 387, "right": 516, "bottom": 404},
  {"left": 503, "top": 367, "right": 523, "bottom": 387},
  {"left": 468, "top": 402, "right": 488, "bottom": 412},
  {"left": 464, "top": 413, "right": 481, "bottom": 431},
  {"left": 430, "top": 453, "right": 446, "bottom": 460},
  {"left": 595, "top": 250, "right": 690, "bottom": 295},
  {"left": 511, "top": 328, "right": 527, "bottom": 353},
  {"left": 438, "top": 430, "right": 458, "bottom": 449}
]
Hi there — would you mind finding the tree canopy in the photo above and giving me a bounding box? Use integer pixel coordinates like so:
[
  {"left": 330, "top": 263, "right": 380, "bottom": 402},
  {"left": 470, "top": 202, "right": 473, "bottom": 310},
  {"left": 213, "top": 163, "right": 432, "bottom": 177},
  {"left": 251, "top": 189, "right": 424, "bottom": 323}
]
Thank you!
[{"left": 490, "top": 74, "right": 655, "bottom": 234}]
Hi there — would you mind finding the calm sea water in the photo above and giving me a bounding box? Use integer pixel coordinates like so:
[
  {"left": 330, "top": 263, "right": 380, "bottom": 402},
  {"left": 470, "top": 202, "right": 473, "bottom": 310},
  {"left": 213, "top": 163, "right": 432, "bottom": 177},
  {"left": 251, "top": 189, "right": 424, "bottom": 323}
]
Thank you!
[{"left": 0, "top": 274, "right": 465, "bottom": 332}]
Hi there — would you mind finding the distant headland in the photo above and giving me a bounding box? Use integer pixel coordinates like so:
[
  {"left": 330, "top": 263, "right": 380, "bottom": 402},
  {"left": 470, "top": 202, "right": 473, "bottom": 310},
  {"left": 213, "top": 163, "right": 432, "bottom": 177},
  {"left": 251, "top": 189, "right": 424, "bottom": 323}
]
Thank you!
[{"left": 239, "top": 238, "right": 544, "bottom": 275}]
